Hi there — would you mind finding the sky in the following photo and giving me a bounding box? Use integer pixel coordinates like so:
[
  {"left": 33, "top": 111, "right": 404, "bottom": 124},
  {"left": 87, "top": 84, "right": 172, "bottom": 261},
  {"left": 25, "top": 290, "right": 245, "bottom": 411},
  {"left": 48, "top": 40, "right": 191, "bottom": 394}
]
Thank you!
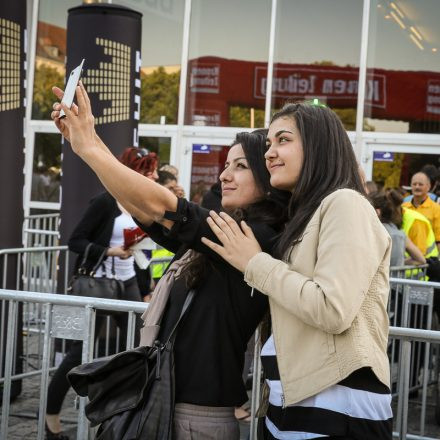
[{"left": 39, "top": 0, "right": 439, "bottom": 71}]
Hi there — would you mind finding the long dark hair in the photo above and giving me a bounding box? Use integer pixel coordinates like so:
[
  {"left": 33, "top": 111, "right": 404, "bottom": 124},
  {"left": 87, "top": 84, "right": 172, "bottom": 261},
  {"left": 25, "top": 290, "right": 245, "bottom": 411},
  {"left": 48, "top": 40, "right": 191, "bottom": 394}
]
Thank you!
[
  {"left": 272, "top": 102, "right": 366, "bottom": 259},
  {"left": 182, "top": 129, "right": 290, "bottom": 288},
  {"left": 370, "top": 189, "right": 403, "bottom": 228}
]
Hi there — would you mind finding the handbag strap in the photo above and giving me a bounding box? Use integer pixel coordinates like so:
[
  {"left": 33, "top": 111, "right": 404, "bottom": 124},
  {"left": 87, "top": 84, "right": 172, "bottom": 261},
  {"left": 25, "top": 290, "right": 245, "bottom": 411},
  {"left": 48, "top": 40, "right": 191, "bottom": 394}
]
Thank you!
[
  {"left": 164, "top": 289, "right": 195, "bottom": 345},
  {"left": 80, "top": 244, "right": 110, "bottom": 276}
]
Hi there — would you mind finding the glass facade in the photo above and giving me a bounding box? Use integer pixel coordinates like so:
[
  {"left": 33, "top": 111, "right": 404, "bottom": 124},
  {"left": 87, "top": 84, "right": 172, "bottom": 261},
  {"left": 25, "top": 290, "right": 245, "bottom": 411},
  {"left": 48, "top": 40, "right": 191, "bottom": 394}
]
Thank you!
[
  {"left": 271, "top": 0, "right": 363, "bottom": 131},
  {"left": 31, "top": 133, "right": 61, "bottom": 203},
  {"left": 25, "top": 0, "right": 440, "bottom": 212},
  {"left": 190, "top": 143, "right": 228, "bottom": 202},
  {"left": 185, "top": 0, "right": 271, "bottom": 127},
  {"left": 365, "top": 0, "right": 440, "bottom": 134}
]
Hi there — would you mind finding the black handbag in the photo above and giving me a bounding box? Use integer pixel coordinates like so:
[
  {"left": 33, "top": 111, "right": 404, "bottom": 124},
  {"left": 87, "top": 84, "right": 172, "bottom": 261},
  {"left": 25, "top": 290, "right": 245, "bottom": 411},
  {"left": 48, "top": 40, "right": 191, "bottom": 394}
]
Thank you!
[
  {"left": 67, "top": 289, "right": 195, "bottom": 440},
  {"left": 68, "top": 243, "right": 125, "bottom": 301}
]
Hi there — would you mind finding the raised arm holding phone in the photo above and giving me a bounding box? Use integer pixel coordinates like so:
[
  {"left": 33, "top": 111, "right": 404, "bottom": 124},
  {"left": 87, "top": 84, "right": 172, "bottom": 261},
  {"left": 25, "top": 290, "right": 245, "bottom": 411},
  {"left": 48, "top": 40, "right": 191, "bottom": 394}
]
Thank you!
[{"left": 51, "top": 83, "right": 290, "bottom": 440}]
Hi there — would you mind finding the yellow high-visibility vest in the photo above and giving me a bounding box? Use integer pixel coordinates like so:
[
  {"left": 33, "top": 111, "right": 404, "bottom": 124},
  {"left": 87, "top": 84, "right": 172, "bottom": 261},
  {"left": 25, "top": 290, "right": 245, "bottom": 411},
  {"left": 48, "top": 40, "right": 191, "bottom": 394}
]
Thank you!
[
  {"left": 151, "top": 248, "right": 174, "bottom": 279},
  {"left": 402, "top": 208, "right": 438, "bottom": 258}
]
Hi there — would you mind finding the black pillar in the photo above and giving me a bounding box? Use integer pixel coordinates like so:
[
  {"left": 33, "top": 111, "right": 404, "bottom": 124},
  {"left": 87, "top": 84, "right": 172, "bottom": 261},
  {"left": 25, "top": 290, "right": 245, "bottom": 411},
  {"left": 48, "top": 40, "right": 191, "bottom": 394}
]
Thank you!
[
  {"left": 0, "top": 0, "right": 26, "bottom": 401},
  {"left": 60, "top": 3, "right": 142, "bottom": 246}
]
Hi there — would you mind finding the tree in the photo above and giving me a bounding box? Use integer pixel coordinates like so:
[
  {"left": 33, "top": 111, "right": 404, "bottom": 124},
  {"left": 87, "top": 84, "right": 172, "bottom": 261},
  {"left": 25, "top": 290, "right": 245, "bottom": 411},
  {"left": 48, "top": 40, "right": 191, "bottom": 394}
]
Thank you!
[
  {"left": 32, "top": 63, "right": 64, "bottom": 120},
  {"left": 140, "top": 67, "right": 180, "bottom": 124},
  {"left": 229, "top": 106, "right": 265, "bottom": 128}
]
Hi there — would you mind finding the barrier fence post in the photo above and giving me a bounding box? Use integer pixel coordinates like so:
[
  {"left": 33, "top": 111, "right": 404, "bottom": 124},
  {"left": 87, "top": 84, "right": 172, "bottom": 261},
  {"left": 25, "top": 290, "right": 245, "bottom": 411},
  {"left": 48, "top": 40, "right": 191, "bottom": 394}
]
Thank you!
[
  {"left": 420, "top": 298, "right": 433, "bottom": 436},
  {"left": 398, "top": 340, "right": 411, "bottom": 440},
  {"left": 250, "top": 326, "right": 262, "bottom": 440},
  {"left": 126, "top": 310, "right": 136, "bottom": 349},
  {"left": 77, "top": 305, "right": 96, "bottom": 440},
  {"left": 0, "top": 299, "right": 18, "bottom": 440},
  {"left": 37, "top": 303, "right": 53, "bottom": 440}
]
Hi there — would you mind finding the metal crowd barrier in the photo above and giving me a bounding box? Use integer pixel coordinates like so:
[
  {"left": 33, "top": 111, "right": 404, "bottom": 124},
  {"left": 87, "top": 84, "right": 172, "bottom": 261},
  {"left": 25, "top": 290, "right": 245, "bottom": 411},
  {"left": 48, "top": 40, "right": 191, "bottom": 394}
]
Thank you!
[
  {"left": 390, "top": 264, "right": 429, "bottom": 281},
  {"left": 0, "top": 246, "right": 70, "bottom": 387},
  {"left": 2, "top": 288, "right": 440, "bottom": 440},
  {"left": 2, "top": 259, "right": 440, "bottom": 439},
  {"left": 23, "top": 214, "right": 60, "bottom": 249},
  {"left": 0, "top": 290, "right": 148, "bottom": 440}
]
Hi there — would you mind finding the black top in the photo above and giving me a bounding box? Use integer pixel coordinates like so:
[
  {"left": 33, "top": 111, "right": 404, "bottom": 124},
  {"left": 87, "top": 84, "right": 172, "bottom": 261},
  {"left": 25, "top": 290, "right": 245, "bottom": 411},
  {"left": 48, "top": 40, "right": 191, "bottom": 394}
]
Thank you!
[
  {"left": 68, "top": 192, "right": 150, "bottom": 296},
  {"left": 68, "top": 192, "right": 121, "bottom": 271},
  {"left": 139, "top": 198, "right": 277, "bottom": 406}
]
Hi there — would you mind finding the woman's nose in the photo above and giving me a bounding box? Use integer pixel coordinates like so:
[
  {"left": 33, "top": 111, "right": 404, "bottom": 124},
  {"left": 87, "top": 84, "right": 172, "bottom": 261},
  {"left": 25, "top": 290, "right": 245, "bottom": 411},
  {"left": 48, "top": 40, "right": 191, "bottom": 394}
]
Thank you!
[
  {"left": 219, "top": 168, "right": 231, "bottom": 182},
  {"left": 264, "top": 145, "right": 276, "bottom": 160}
]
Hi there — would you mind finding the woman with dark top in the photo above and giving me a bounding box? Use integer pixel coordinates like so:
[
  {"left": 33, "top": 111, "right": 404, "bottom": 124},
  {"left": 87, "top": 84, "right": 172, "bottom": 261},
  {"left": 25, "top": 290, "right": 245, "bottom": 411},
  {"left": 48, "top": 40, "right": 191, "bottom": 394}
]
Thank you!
[
  {"left": 45, "top": 146, "right": 158, "bottom": 440},
  {"left": 50, "top": 83, "right": 289, "bottom": 439},
  {"left": 202, "top": 102, "right": 394, "bottom": 439}
]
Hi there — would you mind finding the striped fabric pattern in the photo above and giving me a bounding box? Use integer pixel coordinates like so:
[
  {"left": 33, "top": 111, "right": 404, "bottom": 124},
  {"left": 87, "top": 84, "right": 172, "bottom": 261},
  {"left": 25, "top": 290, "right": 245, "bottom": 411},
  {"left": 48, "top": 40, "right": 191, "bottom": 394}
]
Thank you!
[{"left": 260, "top": 336, "right": 393, "bottom": 440}]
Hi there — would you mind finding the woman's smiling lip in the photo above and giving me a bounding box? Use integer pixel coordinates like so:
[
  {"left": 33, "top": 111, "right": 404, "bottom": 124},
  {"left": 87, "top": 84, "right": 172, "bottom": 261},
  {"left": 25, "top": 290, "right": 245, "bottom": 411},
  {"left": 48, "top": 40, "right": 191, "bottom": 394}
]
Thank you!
[
  {"left": 222, "top": 186, "right": 236, "bottom": 193},
  {"left": 269, "top": 163, "right": 284, "bottom": 172}
]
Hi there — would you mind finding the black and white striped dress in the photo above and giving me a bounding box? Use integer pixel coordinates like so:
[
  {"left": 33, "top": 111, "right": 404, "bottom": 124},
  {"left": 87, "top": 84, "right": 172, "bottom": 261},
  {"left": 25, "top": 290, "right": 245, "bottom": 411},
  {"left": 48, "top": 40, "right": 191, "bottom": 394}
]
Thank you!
[{"left": 260, "top": 336, "right": 393, "bottom": 440}]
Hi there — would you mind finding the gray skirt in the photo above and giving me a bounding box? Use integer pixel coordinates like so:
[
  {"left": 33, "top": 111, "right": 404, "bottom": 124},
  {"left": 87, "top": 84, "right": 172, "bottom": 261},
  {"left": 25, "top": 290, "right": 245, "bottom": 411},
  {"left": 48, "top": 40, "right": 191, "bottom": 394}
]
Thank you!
[{"left": 173, "top": 403, "right": 240, "bottom": 440}]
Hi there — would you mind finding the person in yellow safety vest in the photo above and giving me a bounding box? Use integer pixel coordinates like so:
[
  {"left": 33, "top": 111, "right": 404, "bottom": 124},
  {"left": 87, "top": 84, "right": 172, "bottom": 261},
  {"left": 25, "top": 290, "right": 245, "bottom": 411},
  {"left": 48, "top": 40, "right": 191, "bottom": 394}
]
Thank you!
[
  {"left": 150, "top": 247, "right": 174, "bottom": 281},
  {"left": 402, "top": 207, "right": 439, "bottom": 258}
]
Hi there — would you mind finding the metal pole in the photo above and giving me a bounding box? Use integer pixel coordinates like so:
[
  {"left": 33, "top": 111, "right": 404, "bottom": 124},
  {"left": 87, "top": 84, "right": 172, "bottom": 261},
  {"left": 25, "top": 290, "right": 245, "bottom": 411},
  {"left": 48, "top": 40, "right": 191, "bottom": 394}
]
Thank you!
[
  {"left": 264, "top": 0, "right": 278, "bottom": 128},
  {"left": 126, "top": 310, "right": 135, "bottom": 349},
  {"left": 249, "top": 326, "right": 262, "bottom": 440},
  {"left": 354, "top": 0, "right": 371, "bottom": 161},
  {"left": 400, "top": 340, "right": 411, "bottom": 440},
  {"left": 0, "top": 300, "right": 18, "bottom": 440},
  {"left": 77, "top": 305, "right": 96, "bottom": 440},
  {"left": 420, "top": 296, "right": 433, "bottom": 436},
  {"left": 37, "top": 303, "right": 53, "bottom": 440},
  {"left": 173, "top": 0, "right": 192, "bottom": 194}
]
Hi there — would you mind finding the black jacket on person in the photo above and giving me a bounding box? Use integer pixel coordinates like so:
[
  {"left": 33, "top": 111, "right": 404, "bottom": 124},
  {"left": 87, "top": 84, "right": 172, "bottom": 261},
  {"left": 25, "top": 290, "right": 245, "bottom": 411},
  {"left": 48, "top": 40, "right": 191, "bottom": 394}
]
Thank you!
[
  {"left": 68, "top": 191, "right": 150, "bottom": 296},
  {"left": 68, "top": 192, "right": 121, "bottom": 273},
  {"left": 137, "top": 198, "right": 277, "bottom": 407}
]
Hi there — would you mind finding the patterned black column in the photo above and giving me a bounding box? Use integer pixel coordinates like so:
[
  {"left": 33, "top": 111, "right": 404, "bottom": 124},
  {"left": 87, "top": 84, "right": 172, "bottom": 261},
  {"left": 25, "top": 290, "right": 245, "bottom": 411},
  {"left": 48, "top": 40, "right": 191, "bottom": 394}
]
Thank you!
[
  {"left": 0, "top": 0, "right": 26, "bottom": 401},
  {"left": 60, "top": 4, "right": 142, "bottom": 245}
]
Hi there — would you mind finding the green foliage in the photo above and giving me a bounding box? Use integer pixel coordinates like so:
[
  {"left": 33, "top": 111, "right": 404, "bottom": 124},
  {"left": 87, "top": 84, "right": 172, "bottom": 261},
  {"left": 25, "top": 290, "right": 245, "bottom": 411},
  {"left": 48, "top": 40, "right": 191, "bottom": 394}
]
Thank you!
[
  {"left": 32, "top": 63, "right": 64, "bottom": 120},
  {"left": 373, "top": 153, "right": 404, "bottom": 188},
  {"left": 332, "top": 108, "right": 375, "bottom": 132},
  {"left": 140, "top": 67, "right": 180, "bottom": 124},
  {"left": 229, "top": 106, "right": 265, "bottom": 128}
]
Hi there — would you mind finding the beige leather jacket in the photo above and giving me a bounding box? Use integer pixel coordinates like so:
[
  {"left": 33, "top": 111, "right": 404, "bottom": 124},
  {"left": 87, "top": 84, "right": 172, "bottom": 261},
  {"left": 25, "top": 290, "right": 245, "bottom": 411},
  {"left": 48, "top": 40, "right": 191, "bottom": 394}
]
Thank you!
[{"left": 245, "top": 189, "right": 392, "bottom": 406}]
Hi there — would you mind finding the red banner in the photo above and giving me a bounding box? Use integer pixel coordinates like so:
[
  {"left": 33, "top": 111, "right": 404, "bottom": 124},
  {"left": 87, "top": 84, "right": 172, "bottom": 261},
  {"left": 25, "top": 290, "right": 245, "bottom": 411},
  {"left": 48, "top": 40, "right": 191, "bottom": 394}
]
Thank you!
[{"left": 186, "top": 56, "right": 440, "bottom": 126}]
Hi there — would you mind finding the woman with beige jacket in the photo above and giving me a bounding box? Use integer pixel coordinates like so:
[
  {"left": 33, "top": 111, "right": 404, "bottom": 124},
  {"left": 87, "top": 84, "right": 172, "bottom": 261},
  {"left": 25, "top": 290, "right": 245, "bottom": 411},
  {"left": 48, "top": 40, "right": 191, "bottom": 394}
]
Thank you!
[{"left": 202, "top": 102, "right": 393, "bottom": 440}]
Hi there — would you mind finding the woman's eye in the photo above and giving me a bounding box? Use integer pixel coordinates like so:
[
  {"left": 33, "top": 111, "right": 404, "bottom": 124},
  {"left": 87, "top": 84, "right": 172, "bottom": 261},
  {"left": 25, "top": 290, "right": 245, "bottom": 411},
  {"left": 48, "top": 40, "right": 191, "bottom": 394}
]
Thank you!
[
  {"left": 237, "top": 163, "right": 247, "bottom": 169},
  {"left": 279, "top": 136, "right": 288, "bottom": 143}
]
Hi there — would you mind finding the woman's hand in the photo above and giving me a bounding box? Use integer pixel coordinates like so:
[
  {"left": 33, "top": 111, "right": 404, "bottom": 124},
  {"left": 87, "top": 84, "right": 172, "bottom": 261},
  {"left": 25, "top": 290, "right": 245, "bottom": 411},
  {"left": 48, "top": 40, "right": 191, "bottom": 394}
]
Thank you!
[
  {"left": 53, "top": 82, "right": 98, "bottom": 158},
  {"left": 201, "top": 211, "right": 262, "bottom": 273},
  {"left": 106, "top": 246, "right": 132, "bottom": 259},
  {"left": 51, "top": 86, "right": 79, "bottom": 142}
]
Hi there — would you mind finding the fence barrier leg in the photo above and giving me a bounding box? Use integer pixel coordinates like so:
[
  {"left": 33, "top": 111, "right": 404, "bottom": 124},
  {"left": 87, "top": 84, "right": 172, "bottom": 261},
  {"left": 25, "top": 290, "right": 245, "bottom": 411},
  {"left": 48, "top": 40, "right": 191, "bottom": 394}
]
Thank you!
[
  {"left": 126, "top": 311, "right": 135, "bottom": 350},
  {"left": 0, "top": 300, "right": 18, "bottom": 440},
  {"left": 250, "top": 326, "right": 262, "bottom": 440},
  {"left": 77, "top": 305, "right": 96, "bottom": 440},
  {"left": 37, "top": 303, "right": 53, "bottom": 440},
  {"left": 399, "top": 340, "right": 411, "bottom": 440}
]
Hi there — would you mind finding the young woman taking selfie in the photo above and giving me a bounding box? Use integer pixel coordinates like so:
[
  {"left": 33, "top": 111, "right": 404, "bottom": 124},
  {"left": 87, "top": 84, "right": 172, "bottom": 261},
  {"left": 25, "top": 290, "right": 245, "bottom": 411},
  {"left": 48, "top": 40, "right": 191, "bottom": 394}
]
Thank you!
[{"left": 203, "top": 102, "right": 393, "bottom": 440}]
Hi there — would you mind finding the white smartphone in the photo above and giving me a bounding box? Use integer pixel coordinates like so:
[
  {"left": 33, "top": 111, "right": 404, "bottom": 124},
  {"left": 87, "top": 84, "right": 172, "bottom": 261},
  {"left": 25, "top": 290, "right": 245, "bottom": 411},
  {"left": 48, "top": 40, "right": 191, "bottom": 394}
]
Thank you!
[{"left": 59, "top": 59, "right": 85, "bottom": 118}]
